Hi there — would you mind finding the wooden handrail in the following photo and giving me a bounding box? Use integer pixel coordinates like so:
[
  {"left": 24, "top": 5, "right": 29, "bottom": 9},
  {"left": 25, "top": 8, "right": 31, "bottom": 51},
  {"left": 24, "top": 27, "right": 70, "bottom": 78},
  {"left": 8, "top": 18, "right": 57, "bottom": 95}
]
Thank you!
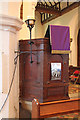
[{"left": 32, "top": 98, "right": 80, "bottom": 118}]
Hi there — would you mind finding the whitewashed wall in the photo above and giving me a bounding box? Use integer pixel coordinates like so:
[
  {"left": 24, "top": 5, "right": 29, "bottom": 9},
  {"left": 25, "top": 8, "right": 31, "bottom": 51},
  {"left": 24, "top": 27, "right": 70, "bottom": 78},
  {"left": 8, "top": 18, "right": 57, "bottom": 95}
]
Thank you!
[
  {"left": 0, "top": 2, "right": 23, "bottom": 119},
  {"left": 35, "top": 6, "right": 80, "bottom": 66}
]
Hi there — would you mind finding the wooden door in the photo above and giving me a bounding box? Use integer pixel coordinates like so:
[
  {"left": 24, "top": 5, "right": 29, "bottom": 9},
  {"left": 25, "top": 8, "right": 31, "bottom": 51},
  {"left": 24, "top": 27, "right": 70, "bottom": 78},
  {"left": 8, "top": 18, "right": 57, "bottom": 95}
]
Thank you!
[{"left": 77, "top": 29, "right": 80, "bottom": 66}]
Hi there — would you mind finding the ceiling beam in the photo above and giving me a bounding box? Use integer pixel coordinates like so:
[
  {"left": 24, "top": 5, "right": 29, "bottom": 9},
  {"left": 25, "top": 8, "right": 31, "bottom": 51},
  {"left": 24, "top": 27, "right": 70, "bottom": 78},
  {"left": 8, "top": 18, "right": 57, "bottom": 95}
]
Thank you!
[
  {"left": 42, "top": 15, "right": 59, "bottom": 24},
  {"left": 48, "top": 0, "right": 53, "bottom": 6},
  {"left": 35, "top": 6, "right": 61, "bottom": 15},
  {"left": 61, "top": 2, "right": 80, "bottom": 15},
  {"left": 41, "top": 2, "right": 80, "bottom": 24}
]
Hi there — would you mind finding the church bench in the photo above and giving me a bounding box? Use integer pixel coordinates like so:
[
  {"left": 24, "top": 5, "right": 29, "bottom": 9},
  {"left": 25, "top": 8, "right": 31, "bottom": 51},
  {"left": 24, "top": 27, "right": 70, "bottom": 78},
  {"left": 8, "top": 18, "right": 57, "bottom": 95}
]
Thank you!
[{"left": 32, "top": 98, "right": 80, "bottom": 119}]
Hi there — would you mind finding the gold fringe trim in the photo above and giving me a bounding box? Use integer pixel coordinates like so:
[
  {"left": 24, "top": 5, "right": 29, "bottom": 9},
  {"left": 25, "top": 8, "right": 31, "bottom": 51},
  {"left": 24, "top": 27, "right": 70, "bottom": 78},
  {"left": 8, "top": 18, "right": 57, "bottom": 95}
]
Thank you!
[{"left": 52, "top": 50, "right": 70, "bottom": 54}]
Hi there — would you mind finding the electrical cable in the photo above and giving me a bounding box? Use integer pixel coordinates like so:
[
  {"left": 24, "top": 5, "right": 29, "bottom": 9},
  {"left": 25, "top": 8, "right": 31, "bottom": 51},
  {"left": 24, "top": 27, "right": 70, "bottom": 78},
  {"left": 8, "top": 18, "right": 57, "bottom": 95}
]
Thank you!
[
  {"left": 0, "top": 53, "right": 18, "bottom": 113},
  {"left": 14, "top": 51, "right": 30, "bottom": 62},
  {"left": 0, "top": 50, "right": 34, "bottom": 112}
]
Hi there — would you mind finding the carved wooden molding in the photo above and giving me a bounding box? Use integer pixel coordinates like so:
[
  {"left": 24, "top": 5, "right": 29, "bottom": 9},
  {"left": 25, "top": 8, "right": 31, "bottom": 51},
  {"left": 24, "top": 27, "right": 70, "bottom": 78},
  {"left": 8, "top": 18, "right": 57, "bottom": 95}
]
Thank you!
[{"left": 36, "top": 2, "right": 80, "bottom": 24}]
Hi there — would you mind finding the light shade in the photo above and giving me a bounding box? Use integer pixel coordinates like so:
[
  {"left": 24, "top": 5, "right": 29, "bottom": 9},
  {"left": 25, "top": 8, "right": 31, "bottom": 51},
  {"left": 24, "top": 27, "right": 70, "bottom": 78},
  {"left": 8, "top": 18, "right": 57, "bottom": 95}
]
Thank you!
[
  {"left": 25, "top": 18, "right": 36, "bottom": 63},
  {"left": 25, "top": 19, "right": 35, "bottom": 28}
]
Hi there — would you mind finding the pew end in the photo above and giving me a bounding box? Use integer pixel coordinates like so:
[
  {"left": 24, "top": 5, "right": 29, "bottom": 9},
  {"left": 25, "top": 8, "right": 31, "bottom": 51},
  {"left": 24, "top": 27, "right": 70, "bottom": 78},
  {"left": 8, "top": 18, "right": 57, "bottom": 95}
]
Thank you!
[{"left": 32, "top": 98, "right": 80, "bottom": 119}]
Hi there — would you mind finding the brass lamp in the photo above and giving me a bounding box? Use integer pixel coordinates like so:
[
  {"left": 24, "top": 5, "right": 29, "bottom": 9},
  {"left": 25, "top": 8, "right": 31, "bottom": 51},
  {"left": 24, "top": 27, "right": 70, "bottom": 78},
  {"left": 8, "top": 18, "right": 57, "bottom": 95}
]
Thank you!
[{"left": 25, "top": 19, "right": 35, "bottom": 63}]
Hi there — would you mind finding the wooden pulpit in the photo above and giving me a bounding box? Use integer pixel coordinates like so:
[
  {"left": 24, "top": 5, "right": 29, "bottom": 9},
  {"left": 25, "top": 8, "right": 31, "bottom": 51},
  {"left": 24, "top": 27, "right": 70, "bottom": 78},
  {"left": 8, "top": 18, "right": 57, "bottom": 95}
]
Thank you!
[{"left": 19, "top": 37, "right": 70, "bottom": 103}]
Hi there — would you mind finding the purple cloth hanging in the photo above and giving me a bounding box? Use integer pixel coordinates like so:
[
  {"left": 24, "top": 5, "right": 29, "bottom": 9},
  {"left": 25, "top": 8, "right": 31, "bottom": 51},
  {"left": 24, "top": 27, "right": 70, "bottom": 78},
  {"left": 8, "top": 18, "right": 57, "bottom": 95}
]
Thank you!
[{"left": 50, "top": 25, "right": 70, "bottom": 53}]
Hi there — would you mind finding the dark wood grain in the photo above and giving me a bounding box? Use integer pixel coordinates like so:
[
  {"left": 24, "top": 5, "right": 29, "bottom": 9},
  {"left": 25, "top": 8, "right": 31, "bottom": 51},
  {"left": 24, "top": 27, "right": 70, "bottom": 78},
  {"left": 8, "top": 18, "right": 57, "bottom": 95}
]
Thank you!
[
  {"left": 77, "top": 29, "right": 80, "bottom": 66},
  {"left": 19, "top": 38, "right": 69, "bottom": 103},
  {"left": 32, "top": 98, "right": 80, "bottom": 118}
]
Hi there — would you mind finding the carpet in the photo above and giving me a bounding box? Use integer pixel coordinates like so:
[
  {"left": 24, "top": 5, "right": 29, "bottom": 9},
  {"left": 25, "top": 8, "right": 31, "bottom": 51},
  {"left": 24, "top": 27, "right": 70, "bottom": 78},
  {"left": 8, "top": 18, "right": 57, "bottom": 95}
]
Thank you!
[
  {"left": 57, "top": 83, "right": 80, "bottom": 119},
  {"left": 69, "top": 83, "right": 80, "bottom": 94}
]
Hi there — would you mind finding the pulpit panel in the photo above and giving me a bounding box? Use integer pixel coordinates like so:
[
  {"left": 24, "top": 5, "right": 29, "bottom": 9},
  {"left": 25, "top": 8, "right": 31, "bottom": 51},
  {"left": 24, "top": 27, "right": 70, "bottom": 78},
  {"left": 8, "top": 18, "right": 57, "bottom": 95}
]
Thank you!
[{"left": 19, "top": 38, "right": 69, "bottom": 103}]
